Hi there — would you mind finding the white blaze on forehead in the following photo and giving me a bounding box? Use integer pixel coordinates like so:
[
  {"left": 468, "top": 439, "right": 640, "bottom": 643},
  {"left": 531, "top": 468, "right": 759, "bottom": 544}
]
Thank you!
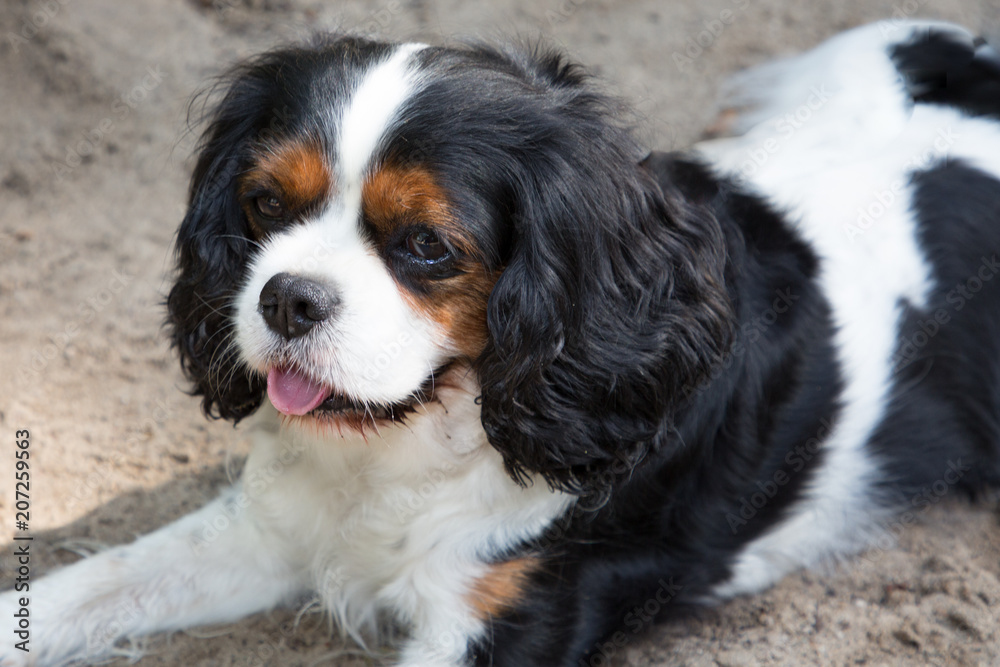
[
  {"left": 234, "top": 43, "right": 447, "bottom": 406},
  {"left": 337, "top": 43, "right": 427, "bottom": 184}
]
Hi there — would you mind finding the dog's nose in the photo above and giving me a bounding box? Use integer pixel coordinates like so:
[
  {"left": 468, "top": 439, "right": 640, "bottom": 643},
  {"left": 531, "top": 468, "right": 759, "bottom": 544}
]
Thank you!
[{"left": 259, "top": 273, "right": 338, "bottom": 340}]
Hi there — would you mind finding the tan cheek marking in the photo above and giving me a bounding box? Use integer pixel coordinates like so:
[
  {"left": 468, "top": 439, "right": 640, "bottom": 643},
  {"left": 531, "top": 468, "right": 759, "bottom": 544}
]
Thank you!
[
  {"left": 363, "top": 164, "right": 494, "bottom": 358},
  {"left": 414, "top": 268, "right": 498, "bottom": 359},
  {"left": 466, "top": 557, "right": 540, "bottom": 620}
]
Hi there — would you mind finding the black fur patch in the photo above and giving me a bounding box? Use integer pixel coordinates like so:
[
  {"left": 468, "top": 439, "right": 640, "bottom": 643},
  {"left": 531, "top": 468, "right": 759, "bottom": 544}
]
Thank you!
[{"left": 891, "top": 28, "right": 1000, "bottom": 118}]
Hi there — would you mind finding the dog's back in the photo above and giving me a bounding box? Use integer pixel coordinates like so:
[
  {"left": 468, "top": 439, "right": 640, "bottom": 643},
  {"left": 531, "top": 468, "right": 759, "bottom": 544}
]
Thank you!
[{"left": 692, "top": 20, "right": 1000, "bottom": 598}]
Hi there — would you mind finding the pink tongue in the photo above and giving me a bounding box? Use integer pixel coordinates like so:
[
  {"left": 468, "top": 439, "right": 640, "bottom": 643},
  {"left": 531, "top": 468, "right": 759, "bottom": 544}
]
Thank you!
[{"left": 267, "top": 367, "right": 330, "bottom": 416}]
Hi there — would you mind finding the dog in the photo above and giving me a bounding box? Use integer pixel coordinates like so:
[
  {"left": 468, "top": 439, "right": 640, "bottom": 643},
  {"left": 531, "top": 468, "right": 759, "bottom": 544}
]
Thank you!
[{"left": 3, "top": 18, "right": 1000, "bottom": 667}]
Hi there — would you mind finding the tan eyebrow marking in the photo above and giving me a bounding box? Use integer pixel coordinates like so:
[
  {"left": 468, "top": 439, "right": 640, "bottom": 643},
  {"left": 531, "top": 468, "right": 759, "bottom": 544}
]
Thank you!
[
  {"left": 362, "top": 163, "right": 498, "bottom": 359},
  {"left": 361, "top": 163, "right": 472, "bottom": 252},
  {"left": 240, "top": 139, "right": 333, "bottom": 212}
]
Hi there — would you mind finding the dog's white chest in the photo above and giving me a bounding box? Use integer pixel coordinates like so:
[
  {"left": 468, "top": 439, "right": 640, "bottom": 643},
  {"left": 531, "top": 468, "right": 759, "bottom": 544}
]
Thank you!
[{"left": 241, "top": 400, "right": 571, "bottom": 641}]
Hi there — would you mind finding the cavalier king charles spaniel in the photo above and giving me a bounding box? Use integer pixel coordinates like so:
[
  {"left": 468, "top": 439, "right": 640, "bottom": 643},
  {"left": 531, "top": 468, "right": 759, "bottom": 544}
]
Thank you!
[{"left": 3, "top": 18, "right": 1000, "bottom": 667}]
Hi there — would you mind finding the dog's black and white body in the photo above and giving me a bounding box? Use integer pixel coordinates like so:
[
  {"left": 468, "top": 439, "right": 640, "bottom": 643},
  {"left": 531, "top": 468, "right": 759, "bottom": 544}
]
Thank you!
[{"left": 3, "top": 19, "right": 1000, "bottom": 667}]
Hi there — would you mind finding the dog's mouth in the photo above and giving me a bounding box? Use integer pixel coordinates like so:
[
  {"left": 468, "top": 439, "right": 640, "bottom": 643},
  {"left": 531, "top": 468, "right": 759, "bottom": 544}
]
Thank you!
[{"left": 265, "top": 365, "right": 444, "bottom": 428}]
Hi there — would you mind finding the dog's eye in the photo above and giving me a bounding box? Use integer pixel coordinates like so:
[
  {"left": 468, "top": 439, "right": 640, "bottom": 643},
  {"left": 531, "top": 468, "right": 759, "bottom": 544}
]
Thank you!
[
  {"left": 255, "top": 195, "right": 285, "bottom": 220},
  {"left": 405, "top": 230, "right": 449, "bottom": 261}
]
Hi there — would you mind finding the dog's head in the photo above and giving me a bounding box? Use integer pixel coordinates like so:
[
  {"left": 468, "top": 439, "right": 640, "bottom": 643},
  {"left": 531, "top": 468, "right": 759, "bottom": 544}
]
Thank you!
[{"left": 167, "top": 35, "right": 733, "bottom": 495}]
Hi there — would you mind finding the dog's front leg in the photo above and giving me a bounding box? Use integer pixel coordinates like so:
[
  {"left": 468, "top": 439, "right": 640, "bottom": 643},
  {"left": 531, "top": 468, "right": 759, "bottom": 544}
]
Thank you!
[
  {"left": 0, "top": 486, "right": 308, "bottom": 666},
  {"left": 390, "top": 603, "right": 493, "bottom": 667}
]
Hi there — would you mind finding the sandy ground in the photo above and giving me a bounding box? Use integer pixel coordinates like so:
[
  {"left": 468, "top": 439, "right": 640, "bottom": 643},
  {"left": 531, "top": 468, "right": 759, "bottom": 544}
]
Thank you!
[{"left": 2, "top": 0, "right": 1000, "bottom": 665}]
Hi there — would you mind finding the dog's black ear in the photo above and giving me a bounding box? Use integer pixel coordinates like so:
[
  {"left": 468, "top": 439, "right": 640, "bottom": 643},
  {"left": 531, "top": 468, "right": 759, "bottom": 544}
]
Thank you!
[
  {"left": 166, "top": 70, "right": 276, "bottom": 422},
  {"left": 476, "top": 49, "right": 734, "bottom": 497}
]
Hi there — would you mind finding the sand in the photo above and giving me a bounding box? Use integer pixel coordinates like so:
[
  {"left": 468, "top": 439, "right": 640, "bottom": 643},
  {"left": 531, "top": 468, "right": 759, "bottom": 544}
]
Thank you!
[{"left": 1, "top": 0, "right": 999, "bottom": 664}]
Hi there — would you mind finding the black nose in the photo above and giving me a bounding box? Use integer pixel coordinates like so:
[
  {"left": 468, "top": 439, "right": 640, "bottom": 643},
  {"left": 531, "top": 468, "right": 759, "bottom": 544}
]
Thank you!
[{"left": 259, "top": 273, "right": 338, "bottom": 340}]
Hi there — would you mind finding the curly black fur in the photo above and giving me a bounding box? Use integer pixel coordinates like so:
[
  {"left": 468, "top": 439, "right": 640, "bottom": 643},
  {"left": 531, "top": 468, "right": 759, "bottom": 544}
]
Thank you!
[{"left": 458, "top": 48, "right": 736, "bottom": 496}]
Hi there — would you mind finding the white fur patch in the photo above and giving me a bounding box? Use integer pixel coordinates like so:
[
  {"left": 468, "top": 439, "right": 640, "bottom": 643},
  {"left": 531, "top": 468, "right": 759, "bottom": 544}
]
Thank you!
[
  {"left": 245, "top": 378, "right": 571, "bottom": 661},
  {"left": 338, "top": 43, "right": 426, "bottom": 185}
]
